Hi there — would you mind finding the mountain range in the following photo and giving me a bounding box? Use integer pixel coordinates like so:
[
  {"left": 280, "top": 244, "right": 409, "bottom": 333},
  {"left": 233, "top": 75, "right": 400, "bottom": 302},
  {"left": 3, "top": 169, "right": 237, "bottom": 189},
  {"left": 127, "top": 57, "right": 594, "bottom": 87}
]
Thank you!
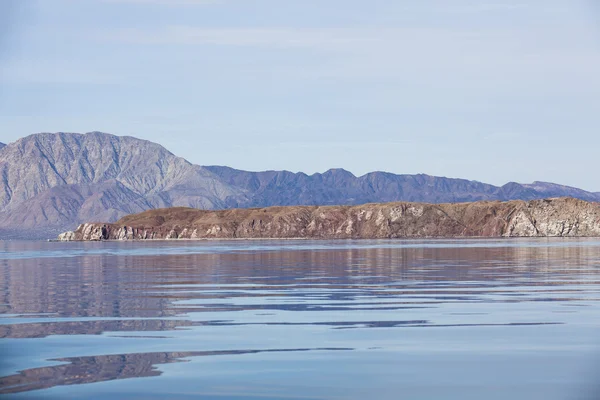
[{"left": 1, "top": 131, "right": 598, "bottom": 239}]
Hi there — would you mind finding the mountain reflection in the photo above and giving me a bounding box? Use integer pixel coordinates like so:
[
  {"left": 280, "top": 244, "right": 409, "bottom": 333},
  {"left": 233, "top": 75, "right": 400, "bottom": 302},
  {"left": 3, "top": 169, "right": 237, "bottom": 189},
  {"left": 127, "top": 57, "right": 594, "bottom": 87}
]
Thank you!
[
  {"left": 1, "top": 240, "right": 599, "bottom": 320},
  {"left": 0, "top": 319, "right": 195, "bottom": 339},
  {"left": 1, "top": 240, "right": 599, "bottom": 396},
  {"left": 0, "top": 348, "right": 351, "bottom": 394}
]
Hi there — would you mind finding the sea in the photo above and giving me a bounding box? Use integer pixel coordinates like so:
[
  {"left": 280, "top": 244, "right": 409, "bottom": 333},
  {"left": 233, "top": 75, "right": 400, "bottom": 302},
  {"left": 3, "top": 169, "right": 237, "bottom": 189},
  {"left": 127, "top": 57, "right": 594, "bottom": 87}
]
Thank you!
[{"left": 0, "top": 239, "right": 599, "bottom": 399}]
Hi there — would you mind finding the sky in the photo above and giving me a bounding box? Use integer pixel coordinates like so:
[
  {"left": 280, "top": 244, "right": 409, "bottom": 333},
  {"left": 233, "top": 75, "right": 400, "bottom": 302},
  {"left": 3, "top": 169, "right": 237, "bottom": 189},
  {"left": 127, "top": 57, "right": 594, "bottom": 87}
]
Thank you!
[{"left": 0, "top": 0, "right": 599, "bottom": 190}]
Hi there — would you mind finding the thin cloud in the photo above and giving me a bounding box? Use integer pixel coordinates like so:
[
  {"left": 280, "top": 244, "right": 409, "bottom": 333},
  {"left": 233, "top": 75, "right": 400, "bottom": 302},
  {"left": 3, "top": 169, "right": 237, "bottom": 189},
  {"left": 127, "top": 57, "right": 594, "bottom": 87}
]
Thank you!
[
  {"left": 94, "top": 23, "right": 600, "bottom": 89},
  {"left": 103, "top": 26, "right": 377, "bottom": 49},
  {"left": 396, "top": 1, "right": 530, "bottom": 14},
  {"left": 0, "top": 60, "right": 121, "bottom": 85},
  {"left": 101, "top": 0, "right": 223, "bottom": 5},
  {"left": 477, "top": 2, "right": 529, "bottom": 10}
]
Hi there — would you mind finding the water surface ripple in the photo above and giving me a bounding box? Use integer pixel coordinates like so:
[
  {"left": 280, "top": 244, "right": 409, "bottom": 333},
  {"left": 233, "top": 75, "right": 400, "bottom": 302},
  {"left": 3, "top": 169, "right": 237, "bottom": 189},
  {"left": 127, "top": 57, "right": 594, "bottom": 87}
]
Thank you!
[{"left": 1, "top": 239, "right": 599, "bottom": 399}]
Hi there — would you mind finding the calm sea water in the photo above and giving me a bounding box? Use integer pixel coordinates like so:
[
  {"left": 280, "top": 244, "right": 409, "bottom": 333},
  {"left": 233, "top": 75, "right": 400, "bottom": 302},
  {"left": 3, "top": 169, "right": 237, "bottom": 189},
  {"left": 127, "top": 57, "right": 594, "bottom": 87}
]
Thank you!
[{"left": 1, "top": 239, "right": 599, "bottom": 399}]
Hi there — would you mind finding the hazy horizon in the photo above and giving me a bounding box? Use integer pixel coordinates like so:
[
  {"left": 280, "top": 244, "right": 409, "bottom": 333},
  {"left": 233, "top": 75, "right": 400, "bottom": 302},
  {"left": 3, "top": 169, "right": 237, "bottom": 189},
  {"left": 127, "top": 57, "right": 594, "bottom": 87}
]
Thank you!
[{"left": 1, "top": 1, "right": 599, "bottom": 190}]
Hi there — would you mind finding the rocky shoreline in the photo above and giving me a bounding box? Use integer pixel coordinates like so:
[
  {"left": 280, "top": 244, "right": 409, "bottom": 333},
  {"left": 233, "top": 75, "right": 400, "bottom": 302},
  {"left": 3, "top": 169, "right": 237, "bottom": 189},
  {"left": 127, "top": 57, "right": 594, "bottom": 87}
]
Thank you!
[{"left": 57, "top": 197, "right": 600, "bottom": 241}]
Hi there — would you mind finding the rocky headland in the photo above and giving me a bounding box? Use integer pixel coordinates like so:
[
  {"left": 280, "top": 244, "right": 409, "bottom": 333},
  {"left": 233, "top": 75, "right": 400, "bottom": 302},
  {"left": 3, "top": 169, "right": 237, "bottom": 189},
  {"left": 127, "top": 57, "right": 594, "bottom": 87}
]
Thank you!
[
  {"left": 3, "top": 131, "right": 600, "bottom": 240},
  {"left": 58, "top": 197, "right": 600, "bottom": 241}
]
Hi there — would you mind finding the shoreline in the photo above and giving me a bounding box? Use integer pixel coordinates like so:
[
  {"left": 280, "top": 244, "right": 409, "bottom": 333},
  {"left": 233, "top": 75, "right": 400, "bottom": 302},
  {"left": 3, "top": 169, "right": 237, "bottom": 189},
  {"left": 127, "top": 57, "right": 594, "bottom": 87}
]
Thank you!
[
  {"left": 57, "top": 198, "right": 600, "bottom": 242},
  {"left": 47, "top": 235, "right": 600, "bottom": 243}
]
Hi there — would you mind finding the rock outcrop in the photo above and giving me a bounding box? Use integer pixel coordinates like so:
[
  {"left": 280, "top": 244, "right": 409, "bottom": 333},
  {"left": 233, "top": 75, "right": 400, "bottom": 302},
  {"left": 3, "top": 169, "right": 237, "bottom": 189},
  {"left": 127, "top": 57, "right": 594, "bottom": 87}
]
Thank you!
[
  {"left": 3, "top": 132, "right": 600, "bottom": 240},
  {"left": 58, "top": 197, "right": 600, "bottom": 241}
]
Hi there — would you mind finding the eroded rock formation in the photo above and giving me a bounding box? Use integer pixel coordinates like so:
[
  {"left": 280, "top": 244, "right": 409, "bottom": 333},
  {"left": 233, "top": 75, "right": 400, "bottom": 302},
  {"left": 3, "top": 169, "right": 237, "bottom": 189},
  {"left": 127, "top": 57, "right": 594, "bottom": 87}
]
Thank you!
[
  {"left": 3, "top": 131, "right": 600, "bottom": 239},
  {"left": 58, "top": 197, "right": 600, "bottom": 241}
]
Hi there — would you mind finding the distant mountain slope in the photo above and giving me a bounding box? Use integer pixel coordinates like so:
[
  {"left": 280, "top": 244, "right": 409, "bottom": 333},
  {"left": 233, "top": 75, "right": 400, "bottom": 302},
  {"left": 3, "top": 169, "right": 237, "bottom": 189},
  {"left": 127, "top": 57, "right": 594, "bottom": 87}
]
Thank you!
[
  {"left": 0, "top": 132, "right": 246, "bottom": 236},
  {"left": 205, "top": 166, "right": 504, "bottom": 206},
  {"left": 1, "top": 131, "right": 598, "bottom": 239},
  {"left": 519, "top": 182, "right": 600, "bottom": 202},
  {"left": 204, "top": 166, "right": 600, "bottom": 206},
  {"left": 0, "top": 142, "right": 5, "bottom": 150}
]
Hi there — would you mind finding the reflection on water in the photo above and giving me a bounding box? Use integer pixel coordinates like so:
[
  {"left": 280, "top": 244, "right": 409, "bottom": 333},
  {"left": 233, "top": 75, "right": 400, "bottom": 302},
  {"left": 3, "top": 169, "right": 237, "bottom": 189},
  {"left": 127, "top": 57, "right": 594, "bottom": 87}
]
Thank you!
[
  {"left": 0, "top": 319, "right": 195, "bottom": 339},
  {"left": 1, "top": 239, "right": 600, "bottom": 399},
  {"left": 0, "top": 348, "right": 351, "bottom": 395}
]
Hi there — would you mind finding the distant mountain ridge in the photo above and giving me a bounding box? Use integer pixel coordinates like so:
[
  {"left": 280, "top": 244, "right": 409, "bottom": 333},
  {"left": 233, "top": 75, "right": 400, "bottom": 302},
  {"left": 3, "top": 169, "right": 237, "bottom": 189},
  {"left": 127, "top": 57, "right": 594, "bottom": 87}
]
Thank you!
[
  {"left": 1, "top": 131, "right": 598, "bottom": 239},
  {"left": 204, "top": 166, "right": 600, "bottom": 205}
]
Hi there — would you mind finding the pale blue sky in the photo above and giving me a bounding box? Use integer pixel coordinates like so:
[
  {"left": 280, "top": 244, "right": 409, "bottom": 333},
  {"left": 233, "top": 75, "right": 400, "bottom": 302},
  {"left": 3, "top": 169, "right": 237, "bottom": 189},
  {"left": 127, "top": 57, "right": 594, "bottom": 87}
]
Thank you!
[{"left": 1, "top": 0, "right": 599, "bottom": 190}]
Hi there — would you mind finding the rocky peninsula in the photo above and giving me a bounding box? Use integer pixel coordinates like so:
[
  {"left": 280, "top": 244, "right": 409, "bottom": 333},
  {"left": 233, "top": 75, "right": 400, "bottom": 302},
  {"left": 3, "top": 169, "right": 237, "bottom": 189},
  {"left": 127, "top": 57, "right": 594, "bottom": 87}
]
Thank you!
[{"left": 57, "top": 197, "right": 600, "bottom": 241}]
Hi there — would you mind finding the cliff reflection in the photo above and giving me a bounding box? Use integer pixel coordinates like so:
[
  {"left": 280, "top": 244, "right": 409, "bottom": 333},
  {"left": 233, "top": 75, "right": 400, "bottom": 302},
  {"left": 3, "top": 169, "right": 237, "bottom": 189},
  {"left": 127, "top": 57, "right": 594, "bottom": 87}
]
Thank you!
[
  {"left": 1, "top": 240, "right": 599, "bottom": 320},
  {"left": 0, "top": 240, "right": 599, "bottom": 396},
  {"left": 0, "top": 348, "right": 349, "bottom": 395},
  {"left": 0, "top": 319, "right": 194, "bottom": 339}
]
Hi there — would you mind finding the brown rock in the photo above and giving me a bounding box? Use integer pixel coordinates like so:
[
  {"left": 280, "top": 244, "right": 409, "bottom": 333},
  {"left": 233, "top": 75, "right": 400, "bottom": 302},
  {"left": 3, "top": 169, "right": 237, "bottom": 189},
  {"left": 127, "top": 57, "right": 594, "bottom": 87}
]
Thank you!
[{"left": 58, "top": 197, "right": 600, "bottom": 241}]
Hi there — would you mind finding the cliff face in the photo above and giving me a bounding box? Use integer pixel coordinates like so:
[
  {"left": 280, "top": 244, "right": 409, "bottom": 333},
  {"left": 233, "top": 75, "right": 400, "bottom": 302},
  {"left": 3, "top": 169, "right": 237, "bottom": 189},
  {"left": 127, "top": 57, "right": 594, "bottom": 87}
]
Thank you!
[
  {"left": 3, "top": 132, "right": 600, "bottom": 239},
  {"left": 58, "top": 198, "right": 600, "bottom": 241}
]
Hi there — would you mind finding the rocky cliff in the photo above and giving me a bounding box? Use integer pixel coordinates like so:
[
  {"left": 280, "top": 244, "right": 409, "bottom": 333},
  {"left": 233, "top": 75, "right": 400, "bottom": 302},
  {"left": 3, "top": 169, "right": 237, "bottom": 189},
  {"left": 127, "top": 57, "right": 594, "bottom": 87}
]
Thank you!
[
  {"left": 58, "top": 197, "right": 600, "bottom": 241},
  {"left": 3, "top": 132, "right": 600, "bottom": 239}
]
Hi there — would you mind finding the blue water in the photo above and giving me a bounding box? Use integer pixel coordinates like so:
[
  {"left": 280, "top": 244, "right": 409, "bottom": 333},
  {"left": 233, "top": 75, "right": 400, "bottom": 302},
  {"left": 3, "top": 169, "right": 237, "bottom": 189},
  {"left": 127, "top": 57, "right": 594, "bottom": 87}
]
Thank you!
[{"left": 1, "top": 239, "right": 599, "bottom": 399}]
